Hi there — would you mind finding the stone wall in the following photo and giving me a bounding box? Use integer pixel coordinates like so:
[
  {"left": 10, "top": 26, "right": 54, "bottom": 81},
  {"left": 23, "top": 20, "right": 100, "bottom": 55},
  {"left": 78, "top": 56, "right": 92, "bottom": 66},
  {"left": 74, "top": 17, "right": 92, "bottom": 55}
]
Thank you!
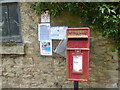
[{"left": 1, "top": 2, "right": 119, "bottom": 88}]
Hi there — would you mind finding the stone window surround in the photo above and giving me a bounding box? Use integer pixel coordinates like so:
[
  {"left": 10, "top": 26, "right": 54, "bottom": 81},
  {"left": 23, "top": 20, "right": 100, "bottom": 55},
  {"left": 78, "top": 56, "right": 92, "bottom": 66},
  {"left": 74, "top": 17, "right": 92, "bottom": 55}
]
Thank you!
[{"left": 0, "top": 43, "right": 25, "bottom": 54}]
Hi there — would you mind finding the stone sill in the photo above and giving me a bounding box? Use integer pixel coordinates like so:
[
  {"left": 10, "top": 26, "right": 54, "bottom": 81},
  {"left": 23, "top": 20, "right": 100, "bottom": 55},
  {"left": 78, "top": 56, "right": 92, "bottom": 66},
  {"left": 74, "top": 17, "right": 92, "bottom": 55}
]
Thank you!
[{"left": 0, "top": 43, "right": 25, "bottom": 54}]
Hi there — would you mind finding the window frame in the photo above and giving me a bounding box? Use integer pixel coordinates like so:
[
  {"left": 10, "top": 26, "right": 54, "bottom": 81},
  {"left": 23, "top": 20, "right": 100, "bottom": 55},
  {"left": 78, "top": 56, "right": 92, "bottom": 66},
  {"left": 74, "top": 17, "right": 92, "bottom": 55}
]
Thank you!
[{"left": 0, "top": 2, "right": 23, "bottom": 43}]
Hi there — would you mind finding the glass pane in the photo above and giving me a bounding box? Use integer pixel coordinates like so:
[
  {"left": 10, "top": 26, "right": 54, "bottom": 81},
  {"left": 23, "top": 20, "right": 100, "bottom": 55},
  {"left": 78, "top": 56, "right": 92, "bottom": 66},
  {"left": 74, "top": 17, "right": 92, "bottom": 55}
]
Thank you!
[
  {"left": 8, "top": 3, "right": 20, "bottom": 35},
  {"left": 2, "top": 5, "right": 9, "bottom": 36}
]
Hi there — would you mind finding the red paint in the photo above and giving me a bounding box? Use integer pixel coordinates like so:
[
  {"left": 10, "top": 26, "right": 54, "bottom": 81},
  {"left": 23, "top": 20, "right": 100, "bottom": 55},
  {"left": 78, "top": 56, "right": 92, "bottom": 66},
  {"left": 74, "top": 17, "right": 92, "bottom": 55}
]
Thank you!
[{"left": 66, "top": 28, "right": 90, "bottom": 81}]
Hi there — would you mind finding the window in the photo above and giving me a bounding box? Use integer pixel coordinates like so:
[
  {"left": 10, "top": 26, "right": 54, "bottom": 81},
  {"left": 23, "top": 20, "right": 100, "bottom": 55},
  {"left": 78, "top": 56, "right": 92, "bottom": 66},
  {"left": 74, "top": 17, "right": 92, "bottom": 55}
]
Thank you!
[{"left": 0, "top": 2, "right": 22, "bottom": 43}]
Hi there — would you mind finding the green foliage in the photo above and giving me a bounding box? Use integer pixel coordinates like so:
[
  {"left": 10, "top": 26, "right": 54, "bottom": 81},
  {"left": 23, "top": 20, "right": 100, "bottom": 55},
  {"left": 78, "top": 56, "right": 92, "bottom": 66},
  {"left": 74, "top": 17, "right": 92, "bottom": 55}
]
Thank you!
[{"left": 30, "top": 2, "right": 120, "bottom": 57}]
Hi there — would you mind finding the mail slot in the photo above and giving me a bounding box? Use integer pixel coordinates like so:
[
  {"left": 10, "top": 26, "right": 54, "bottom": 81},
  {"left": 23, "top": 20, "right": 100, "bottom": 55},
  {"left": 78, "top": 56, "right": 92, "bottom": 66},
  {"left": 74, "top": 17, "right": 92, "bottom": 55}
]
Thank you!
[{"left": 66, "top": 28, "right": 90, "bottom": 81}]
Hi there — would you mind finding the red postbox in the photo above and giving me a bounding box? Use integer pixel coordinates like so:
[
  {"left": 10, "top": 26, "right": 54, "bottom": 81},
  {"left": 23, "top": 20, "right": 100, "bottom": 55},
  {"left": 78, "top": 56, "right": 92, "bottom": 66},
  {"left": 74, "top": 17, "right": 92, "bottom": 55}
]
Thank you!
[{"left": 66, "top": 28, "right": 90, "bottom": 81}]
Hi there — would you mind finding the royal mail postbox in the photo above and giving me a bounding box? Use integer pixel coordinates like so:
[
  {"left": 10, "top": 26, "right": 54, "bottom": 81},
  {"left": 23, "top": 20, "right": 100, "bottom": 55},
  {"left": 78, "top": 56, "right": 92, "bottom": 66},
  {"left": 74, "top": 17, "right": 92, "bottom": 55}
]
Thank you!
[{"left": 66, "top": 28, "right": 90, "bottom": 81}]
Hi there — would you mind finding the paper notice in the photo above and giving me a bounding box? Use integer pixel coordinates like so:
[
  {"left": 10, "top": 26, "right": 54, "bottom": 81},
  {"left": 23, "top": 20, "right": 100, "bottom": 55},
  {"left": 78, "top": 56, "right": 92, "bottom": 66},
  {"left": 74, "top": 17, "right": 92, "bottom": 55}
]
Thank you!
[
  {"left": 73, "top": 55, "right": 82, "bottom": 72},
  {"left": 40, "top": 40, "right": 52, "bottom": 56},
  {"left": 50, "top": 26, "right": 68, "bottom": 40},
  {"left": 41, "top": 11, "right": 50, "bottom": 23},
  {"left": 38, "top": 24, "right": 50, "bottom": 41}
]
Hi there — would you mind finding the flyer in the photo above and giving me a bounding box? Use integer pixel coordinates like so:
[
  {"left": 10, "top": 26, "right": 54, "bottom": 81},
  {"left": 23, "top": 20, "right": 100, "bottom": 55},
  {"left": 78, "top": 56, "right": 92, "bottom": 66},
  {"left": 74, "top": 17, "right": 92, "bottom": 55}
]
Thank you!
[
  {"left": 38, "top": 24, "right": 50, "bottom": 41},
  {"left": 50, "top": 26, "right": 68, "bottom": 40},
  {"left": 40, "top": 40, "right": 52, "bottom": 56}
]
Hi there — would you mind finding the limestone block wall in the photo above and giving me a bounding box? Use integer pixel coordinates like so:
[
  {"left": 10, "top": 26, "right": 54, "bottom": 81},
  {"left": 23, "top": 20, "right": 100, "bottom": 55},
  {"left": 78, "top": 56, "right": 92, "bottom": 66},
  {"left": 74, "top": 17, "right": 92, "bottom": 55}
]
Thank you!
[{"left": 1, "top": 2, "right": 119, "bottom": 88}]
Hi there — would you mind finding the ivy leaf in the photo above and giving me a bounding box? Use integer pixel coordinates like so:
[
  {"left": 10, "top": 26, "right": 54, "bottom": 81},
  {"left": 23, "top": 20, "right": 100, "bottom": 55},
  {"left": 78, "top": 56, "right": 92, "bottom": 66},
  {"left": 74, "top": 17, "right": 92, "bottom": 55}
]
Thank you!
[
  {"left": 111, "top": 10, "right": 116, "bottom": 14},
  {"left": 107, "top": 7, "right": 111, "bottom": 14},
  {"left": 101, "top": 8, "right": 105, "bottom": 13}
]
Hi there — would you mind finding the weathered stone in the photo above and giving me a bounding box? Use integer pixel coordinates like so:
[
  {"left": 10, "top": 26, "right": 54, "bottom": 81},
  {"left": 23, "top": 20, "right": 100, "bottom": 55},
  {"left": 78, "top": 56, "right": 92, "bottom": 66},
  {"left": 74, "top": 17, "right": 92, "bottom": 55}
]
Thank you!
[
  {"left": 1, "top": 2, "right": 118, "bottom": 88},
  {"left": 1, "top": 44, "right": 25, "bottom": 54}
]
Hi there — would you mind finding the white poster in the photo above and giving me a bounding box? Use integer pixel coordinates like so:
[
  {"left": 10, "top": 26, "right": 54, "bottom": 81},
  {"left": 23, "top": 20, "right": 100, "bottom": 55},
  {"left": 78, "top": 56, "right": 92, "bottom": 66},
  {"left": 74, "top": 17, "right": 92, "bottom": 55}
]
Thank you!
[
  {"left": 40, "top": 40, "right": 52, "bottom": 56},
  {"left": 50, "top": 26, "right": 68, "bottom": 40},
  {"left": 73, "top": 55, "right": 83, "bottom": 72},
  {"left": 41, "top": 11, "right": 50, "bottom": 23},
  {"left": 38, "top": 24, "right": 50, "bottom": 41}
]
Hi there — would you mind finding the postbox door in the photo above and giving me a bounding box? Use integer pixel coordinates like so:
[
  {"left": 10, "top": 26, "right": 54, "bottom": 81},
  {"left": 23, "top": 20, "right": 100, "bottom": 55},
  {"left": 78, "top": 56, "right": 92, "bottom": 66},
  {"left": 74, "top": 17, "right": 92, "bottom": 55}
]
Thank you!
[{"left": 67, "top": 49, "right": 89, "bottom": 81}]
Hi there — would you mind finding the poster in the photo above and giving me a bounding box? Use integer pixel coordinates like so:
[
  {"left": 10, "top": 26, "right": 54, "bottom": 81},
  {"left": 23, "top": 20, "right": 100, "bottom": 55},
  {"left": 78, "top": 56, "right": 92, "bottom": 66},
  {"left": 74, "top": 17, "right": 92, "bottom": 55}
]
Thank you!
[
  {"left": 38, "top": 24, "right": 50, "bottom": 41},
  {"left": 50, "top": 26, "right": 68, "bottom": 40},
  {"left": 41, "top": 11, "right": 50, "bottom": 23},
  {"left": 73, "top": 55, "right": 83, "bottom": 72},
  {"left": 40, "top": 40, "right": 52, "bottom": 56}
]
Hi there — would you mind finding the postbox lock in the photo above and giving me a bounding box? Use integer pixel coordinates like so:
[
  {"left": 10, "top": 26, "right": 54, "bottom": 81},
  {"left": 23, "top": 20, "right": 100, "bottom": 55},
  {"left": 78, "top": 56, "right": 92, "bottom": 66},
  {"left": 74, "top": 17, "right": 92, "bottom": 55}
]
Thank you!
[{"left": 76, "top": 50, "right": 80, "bottom": 53}]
